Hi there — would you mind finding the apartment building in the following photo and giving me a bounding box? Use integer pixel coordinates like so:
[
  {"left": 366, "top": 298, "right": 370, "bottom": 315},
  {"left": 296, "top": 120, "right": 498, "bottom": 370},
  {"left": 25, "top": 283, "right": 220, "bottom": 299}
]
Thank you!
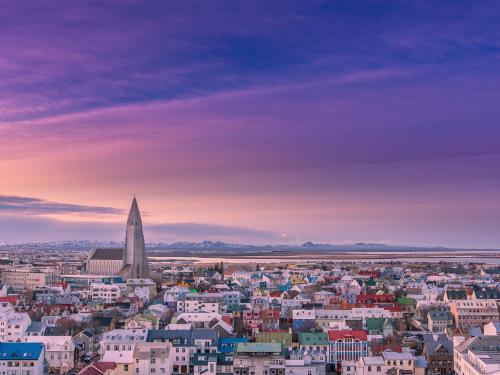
[
  {"left": 428, "top": 310, "right": 454, "bottom": 333},
  {"left": 233, "top": 343, "right": 285, "bottom": 375},
  {"left": 91, "top": 283, "right": 124, "bottom": 304},
  {"left": 328, "top": 330, "right": 369, "bottom": 367},
  {"left": 422, "top": 333, "right": 454, "bottom": 375},
  {"left": 449, "top": 300, "right": 499, "bottom": 334},
  {"left": 26, "top": 336, "right": 75, "bottom": 374},
  {"left": 1, "top": 270, "right": 46, "bottom": 291},
  {"left": 0, "top": 342, "right": 45, "bottom": 375},
  {"left": 454, "top": 336, "right": 500, "bottom": 375},
  {"left": 0, "top": 307, "right": 31, "bottom": 342},
  {"left": 133, "top": 341, "right": 173, "bottom": 375}
]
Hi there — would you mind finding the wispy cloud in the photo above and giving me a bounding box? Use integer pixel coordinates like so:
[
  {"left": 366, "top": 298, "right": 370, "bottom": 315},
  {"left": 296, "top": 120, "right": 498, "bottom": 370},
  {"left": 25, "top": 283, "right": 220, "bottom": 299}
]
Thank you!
[
  {"left": 1, "top": 2, "right": 499, "bottom": 122},
  {"left": 0, "top": 195, "right": 124, "bottom": 216},
  {"left": 1, "top": 2, "right": 500, "bottom": 247}
]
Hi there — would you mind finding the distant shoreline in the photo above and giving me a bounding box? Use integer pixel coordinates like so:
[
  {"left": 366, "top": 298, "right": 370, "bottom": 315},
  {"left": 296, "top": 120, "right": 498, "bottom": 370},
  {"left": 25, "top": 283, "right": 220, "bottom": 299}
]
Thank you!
[{"left": 149, "top": 249, "right": 500, "bottom": 265}]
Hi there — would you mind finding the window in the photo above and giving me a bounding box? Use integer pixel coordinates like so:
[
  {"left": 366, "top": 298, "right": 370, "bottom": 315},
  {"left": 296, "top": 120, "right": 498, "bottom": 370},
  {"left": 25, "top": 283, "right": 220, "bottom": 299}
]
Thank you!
[{"left": 124, "top": 364, "right": 129, "bottom": 371}]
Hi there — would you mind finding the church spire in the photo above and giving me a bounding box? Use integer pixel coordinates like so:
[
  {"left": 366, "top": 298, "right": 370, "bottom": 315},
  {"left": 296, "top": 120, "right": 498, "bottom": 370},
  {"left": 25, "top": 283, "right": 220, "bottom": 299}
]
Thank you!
[
  {"left": 123, "top": 195, "right": 149, "bottom": 279},
  {"left": 127, "top": 195, "right": 142, "bottom": 226}
]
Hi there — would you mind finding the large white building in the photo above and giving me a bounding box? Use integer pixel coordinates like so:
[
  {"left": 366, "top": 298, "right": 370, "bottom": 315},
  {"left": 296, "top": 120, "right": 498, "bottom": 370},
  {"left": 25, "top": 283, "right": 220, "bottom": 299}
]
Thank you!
[
  {"left": 354, "top": 350, "right": 424, "bottom": 375},
  {"left": 0, "top": 342, "right": 45, "bottom": 375},
  {"left": 86, "top": 196, "right": 150, "bottom": 279},
  {"left": 1, "top": 270, "right": 46, "bottom": 291},
  {"left": 454, "top": 336, "right": 500, "bottom": 375},
  {"left": 449, "top": 300, "right": 499, "bottom": 334},
  {"left": 26, "top": 336, "right": 75, "bottom": 374},
  {"left": 0, "top": 307, "right": 31, "bottom": 342},
  {"left": 99, "top": 328, "right": 148, "bottom": 354},
  {"left": 90, "top": 282, "right": 125, "bottom": 303},
  {"left": 134, "top": 341, "right": 173, "bottom": 375}
]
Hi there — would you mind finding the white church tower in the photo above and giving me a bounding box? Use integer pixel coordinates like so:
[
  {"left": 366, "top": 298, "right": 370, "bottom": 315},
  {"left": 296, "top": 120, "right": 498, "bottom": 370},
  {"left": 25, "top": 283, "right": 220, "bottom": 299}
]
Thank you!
[
  {"left": 122, "top": 196, "right": 150, "bottom": 279},
  {"left": 85, "top": 196, "right": 151, "bottom": 279}
]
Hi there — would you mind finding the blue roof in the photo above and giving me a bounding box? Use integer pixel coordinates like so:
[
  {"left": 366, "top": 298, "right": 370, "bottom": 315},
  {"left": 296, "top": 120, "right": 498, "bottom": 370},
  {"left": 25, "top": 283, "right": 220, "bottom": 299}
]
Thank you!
[
  {"left": 218, "top": 337, "right": 248, "bottom": 353},
  {"left": 0, "top": 342, "right": 43, "bottom": 360}
]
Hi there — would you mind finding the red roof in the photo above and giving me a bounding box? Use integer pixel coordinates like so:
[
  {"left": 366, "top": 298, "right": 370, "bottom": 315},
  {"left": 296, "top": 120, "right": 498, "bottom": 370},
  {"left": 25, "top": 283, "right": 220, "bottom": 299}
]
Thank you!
[
  {"left": 79, "top": 362, "right": 116, "bottom": 375},
  {"left": 328, "top": 330, "right": 368, "bottom": 341},
  {"left": 358, "top": 271, "right": 381, "bottom": 277},
  {"left": 384, "top": 305, "right": 403, "bottom": 312},
  {"left": 79, "top": 367, "right": 103, "bottom": 375},
  {"left": 371, "top": 343, "right": 403, "bottom": 355},
  {"left": 0, "top": 296, "right": 20, "bottom": 305},
  {"left": 54, "top": 282, "right": 70, "bottom": 289},
  {"left": 94, "top": 362, "right": 117, "bottom": 372},
  {"left": 356, "top": 294, "right": 394, "bottom": 303}
]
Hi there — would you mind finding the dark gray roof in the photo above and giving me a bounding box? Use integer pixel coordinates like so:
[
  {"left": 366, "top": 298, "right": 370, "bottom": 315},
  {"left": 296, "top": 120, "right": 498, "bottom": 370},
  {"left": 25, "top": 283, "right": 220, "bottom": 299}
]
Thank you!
[
  {"left": 423, "top": 333, "right": 453, "bottom": 356},
  {"left": 26, "top": 322, "right": 45, "bottom": 333},
  {"left": 90, "top": 248, "right": 124, "bottom": 260},
  {"left": 147, "top": 330, "right": 191, "bottom": 345},
  {"left": 473, "top": 286, "right": 500, "bottom": 299},
  {"left": 192, "top": 328, "right": 218, "bottom": 342},
  {"left": 428, "top": 311, "right": 452, "bottom": 321},
  {"left": 147, "top": 329, "right": 218, "bottom": 346},
  {"left": 454, "top": 336, "right": 500, "bottom": 366}
]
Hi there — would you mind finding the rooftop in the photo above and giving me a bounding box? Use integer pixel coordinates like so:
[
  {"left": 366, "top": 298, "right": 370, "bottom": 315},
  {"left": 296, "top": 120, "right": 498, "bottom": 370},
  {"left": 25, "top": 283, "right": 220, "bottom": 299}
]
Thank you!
[
  {"left": 90, "top": 248, "right": 124, "bottom": 261},
  {"left": 235, "top": 342, "right": 283, "bottom": 354},
  {"left": 0, "top": 342, "right": 43, "bottom": 360}
]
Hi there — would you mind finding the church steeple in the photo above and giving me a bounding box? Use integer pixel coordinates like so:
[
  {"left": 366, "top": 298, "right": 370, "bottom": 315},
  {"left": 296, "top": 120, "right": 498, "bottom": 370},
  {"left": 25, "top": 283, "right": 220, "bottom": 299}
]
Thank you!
[
  {"left": 123, "top": 195, "right": 149, "bottom": 279},
  {"left": 127, "top": 195, "right": 142, "bottom": 226}
]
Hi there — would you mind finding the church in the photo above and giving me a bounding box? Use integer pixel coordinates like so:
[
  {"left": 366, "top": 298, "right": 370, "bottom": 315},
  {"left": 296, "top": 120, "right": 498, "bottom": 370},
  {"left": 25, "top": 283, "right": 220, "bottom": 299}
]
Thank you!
[{"left": 86, "top": 196, "right": 150, "bottom": 279}]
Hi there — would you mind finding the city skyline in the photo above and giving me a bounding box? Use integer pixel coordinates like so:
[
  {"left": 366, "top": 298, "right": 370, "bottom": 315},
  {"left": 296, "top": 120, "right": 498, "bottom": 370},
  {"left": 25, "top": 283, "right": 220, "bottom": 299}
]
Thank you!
[{"left": 1, "top": 2, "right": 500, "bottom": 247}]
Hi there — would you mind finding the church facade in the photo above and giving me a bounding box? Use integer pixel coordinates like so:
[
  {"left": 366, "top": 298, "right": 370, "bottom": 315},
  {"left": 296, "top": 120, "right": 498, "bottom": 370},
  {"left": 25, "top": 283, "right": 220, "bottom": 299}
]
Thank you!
[{"left": 86, "top": 197, "right": 150, "bottom": 279}]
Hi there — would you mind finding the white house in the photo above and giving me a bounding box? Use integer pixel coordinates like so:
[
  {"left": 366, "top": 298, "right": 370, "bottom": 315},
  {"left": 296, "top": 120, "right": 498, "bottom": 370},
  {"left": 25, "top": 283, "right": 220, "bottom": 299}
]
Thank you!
[
  {"left": 26, "top": 336, "right": 75, "bottom": 374},
  {"left": 90, "top": 283, "right": 124, "bottom": 304},
  {"left": 0, "top": 307, "right": 31, "bottom": 342},
  {"left": 99, "top": 328, "right": 148, "bottom": 354},
  {"left": 133, "top": 341, "right": 173, "bottom": 375}
]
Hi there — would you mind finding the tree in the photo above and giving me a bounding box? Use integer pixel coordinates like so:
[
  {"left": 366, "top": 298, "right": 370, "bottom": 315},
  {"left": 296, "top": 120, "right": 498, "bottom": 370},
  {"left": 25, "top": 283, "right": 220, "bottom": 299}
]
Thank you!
[{"left": 57, "top": 318, "right": 80, "bottom": 336}]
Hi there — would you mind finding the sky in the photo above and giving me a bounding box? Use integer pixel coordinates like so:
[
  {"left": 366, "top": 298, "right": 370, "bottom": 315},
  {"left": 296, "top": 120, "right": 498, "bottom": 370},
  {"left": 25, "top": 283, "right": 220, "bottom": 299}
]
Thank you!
[{"left": 1, "top": 1, "right": 500, "bottom": 247}]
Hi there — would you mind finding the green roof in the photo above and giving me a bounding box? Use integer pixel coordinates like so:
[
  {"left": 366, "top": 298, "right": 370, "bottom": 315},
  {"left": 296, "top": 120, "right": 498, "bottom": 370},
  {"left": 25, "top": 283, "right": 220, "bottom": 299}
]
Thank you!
[
  {"left": 365, "top": 278, "right": 376, "bottom": 286},
  {"left": 229, "top": 304, "right": 244, "bottom": 312},
  {"left": 366, "top": 318, "right": 385, "bottom": 331},
  {"left": 235, "top": 342, "right": 282, "bottom": 354},
  {"left": 397, "top": 297, "right": 416, "bottom": 306},
  {"left": 299, "top": 332, "right": 328, "bottom": 346},
  {"left": 366, "top": 318, "right": 393, "bottom": 331},
  {"left": 131, "top": 314, "right": 157, "bottom": 323},
  {"left": 256, "top": 331, "right": 292, "bottom": 346},
  {"left": 445, "top": 290, "right": 466, "bottom": 299}
]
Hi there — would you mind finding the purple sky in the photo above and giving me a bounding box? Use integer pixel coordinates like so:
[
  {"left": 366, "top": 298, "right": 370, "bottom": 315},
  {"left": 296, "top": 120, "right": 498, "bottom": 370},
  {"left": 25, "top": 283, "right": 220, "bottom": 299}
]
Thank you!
[{"left": 1, "top": 1, "right": 500, "bottom": 247}]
